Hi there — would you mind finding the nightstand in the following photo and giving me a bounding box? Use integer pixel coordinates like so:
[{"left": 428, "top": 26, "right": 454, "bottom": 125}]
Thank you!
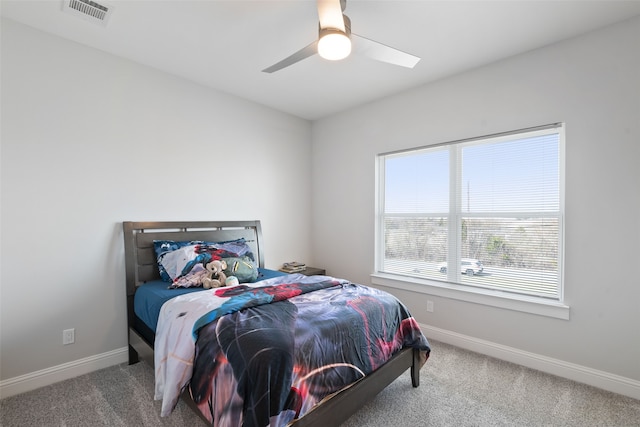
[
  {"left": 299, "top": 266, "right": 326, "bottom": 276},
  {"left": 280, "top": 266, "right": 326, "bottom": 276}
]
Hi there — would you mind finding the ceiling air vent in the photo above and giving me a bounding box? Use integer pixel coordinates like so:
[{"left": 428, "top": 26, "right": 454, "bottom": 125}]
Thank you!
[{"left": 62, "top": 0, "right": 114, "bottom": 26}]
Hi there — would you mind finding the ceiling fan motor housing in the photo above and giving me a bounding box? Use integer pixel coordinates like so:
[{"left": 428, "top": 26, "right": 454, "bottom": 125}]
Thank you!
[{"left": 319, "top": 14, "right": 351, "bottom": 38}]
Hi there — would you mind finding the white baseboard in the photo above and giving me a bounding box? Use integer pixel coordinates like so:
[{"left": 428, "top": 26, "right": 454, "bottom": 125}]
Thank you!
[
  {"left": 3, "top": 330, "right": 639, "bottom": 403},
  {"left": 0, "top": 347, "right": 129, "bottom": 399},
  {"left": 421, "top": 324, "right": 640, "bottom": 401}
]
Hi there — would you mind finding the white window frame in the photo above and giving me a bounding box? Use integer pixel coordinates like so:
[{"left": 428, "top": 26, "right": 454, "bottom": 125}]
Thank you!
[{"left": 372, "top": 124, "right": 569, "bottom": 320}]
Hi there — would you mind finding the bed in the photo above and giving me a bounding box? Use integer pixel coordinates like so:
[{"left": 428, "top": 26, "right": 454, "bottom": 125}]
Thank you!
[{"left": 123, "top": 220, "right": 430, "bottom": 426}]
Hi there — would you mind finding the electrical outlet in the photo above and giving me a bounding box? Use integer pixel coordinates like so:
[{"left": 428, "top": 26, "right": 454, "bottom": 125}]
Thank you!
[
  {"left": 63, "top": 328, "right": 75, "bottom": 345},
  {"left": 426, "top": 300, "right": 434, "bottom": 313}
]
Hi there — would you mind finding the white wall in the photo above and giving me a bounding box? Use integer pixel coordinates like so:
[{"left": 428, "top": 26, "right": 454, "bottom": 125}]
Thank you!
[
  {"left": 311, "top": 17, "right": 640, "bottom": 383},
  {"left": 0, "top": 19, "right": 312, "bottom": 382}
]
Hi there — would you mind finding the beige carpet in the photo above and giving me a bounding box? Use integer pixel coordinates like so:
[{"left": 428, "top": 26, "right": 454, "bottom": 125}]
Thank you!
[{"left": 2, "top": 340, "right": 639, "bottom": 426}]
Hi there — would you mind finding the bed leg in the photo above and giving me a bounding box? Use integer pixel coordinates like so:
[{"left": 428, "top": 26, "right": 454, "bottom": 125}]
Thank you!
[
  {"left": 411, "top": 348, "right": 420, "bottom": 388},
  {"left": 129, "top": 344, "right": 140, "bottom": 365}
]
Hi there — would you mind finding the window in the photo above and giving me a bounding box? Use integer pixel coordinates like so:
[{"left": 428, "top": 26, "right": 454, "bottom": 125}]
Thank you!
[{"left": 375, "top": 124, "right": 564, "bottom": 305}]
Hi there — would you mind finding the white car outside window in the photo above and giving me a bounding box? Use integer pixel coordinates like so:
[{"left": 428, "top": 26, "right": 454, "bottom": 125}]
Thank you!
[{"left": 439, "top": 259, "right": 484, "bottom": 276}]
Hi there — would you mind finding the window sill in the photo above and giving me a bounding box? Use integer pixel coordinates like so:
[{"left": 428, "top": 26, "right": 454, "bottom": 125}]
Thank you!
[{"left": 370, "top": 272, "right": 570, "bottom": 320}]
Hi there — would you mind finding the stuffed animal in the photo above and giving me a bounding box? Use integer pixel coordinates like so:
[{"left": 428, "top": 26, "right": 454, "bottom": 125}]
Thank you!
[
  {"left": 223, "top": 256, "right": 259, "bottom": 283},
  {"left": 202, "top": 260, "right": 227, "bottom": 289},
  {"left": 225, "top": 276, "right": 239, "bottom": 287}
]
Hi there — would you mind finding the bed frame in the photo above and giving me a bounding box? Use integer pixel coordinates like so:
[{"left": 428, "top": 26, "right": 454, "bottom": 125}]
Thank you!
[{"left": 123, "top": 220, "right": 421, "bottom": 426}]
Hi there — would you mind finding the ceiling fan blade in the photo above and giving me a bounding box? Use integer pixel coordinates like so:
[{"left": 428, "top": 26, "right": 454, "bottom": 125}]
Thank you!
[
  {"left": 262, "top": 41, "right": 318, "bottom": 73},
  {"left": 352, "top": 33, "right": 420, "bottom": 69},
  {"left": 317, "top": 0, "right": 345, "bottom": 31}
]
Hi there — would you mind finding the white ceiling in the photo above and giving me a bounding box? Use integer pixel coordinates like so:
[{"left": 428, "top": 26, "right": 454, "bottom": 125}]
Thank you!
[{"left": 3, "top": 0, "right": 640, "bottom": 120}]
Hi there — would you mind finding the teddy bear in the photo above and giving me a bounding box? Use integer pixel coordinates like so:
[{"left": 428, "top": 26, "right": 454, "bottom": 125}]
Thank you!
[{"left": 202, "top": 260, "right": 227, "bottom": 289}]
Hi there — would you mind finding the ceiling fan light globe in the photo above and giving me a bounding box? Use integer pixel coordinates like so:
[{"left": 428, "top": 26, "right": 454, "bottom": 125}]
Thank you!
[{"left": 318, "top": 32, "right": 352, "bottom": 61}]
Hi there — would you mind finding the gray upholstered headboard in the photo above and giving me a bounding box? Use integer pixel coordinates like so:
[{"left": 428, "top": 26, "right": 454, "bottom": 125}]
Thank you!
[{"left": 122, "top": 220, "right": 264, "bottom": 297}]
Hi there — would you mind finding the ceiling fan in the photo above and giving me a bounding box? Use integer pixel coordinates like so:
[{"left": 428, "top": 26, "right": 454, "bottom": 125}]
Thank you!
[{"left": 262, "top": 0, "right": 420, "bottom": 73}]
